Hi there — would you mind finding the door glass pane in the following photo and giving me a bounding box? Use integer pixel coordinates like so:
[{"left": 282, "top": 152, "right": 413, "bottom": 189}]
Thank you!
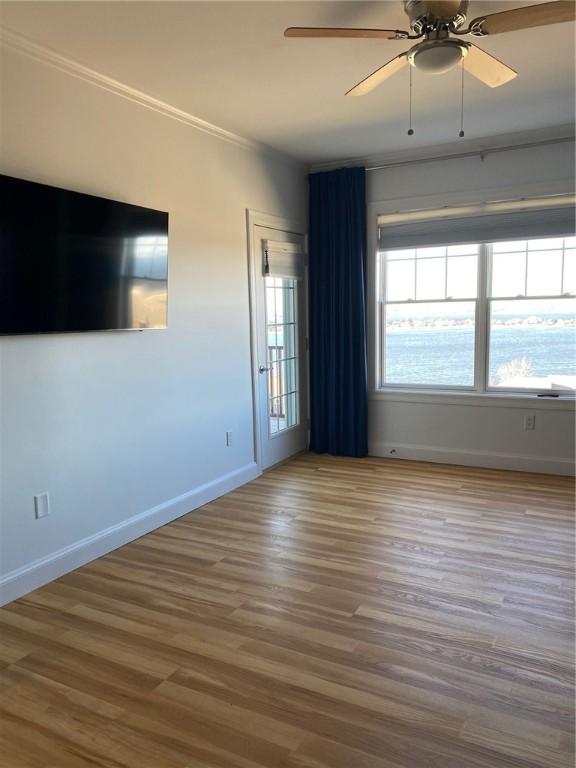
[
  {"left": 269, "top": 397, "right": 280, "bottom": 434},
  {"left": 265, "top": 276, "right": 299, "bottom": 435},
  {"left": 267, "top": 345, "right": 280, "bottom": 365},
  {"left": 277, "top": 359, "right": 297, "bottom": 394},
  {"left": 279, "top": 323, "right": 296, "bottom": 360},
  {"left": 489, "top": 298, "right": 576, "bottom": 390},
  {"left": 282, "top": 287, "right": 296, "bottom": 324},
  {"left": 268, "top": 362, "right": 282, "bottom": 400},
  {"left": 384, "top": 301, "right": 476, "bottom": 386},
  {"left": 285, "top": 392, "right": 298, "bottom": 428}
]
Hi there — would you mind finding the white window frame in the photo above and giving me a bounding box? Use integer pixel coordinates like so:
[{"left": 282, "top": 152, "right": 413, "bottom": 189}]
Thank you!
[{"left": 376, "top": 238, "right": 576, "bottom": 398}]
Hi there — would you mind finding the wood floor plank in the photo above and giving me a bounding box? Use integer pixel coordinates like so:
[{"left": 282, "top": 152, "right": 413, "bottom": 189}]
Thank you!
[{"left": 0, "top": 454, "right": 574, "bottom": 767}]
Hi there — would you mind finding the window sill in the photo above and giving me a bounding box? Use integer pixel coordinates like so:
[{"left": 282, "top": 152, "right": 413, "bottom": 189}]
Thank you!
[{"left": 370, "top": 389, "right": 576, "bottom": 410}]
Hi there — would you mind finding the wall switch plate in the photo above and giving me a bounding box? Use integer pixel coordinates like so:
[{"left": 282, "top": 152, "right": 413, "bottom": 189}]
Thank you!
[
  {"left": 524, "top": 415, "right": 536, "bottom": 431},
  {"left": 34, "top": 492, "right": 50, "bottom": 519},
  {"left": 226, "top": 430, "right": 233, "bottom": 447}
]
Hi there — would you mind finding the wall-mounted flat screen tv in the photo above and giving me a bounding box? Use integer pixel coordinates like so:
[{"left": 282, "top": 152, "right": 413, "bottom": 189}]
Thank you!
[{"left": 0, "top": 175, "right": 168, "bottom": 335}]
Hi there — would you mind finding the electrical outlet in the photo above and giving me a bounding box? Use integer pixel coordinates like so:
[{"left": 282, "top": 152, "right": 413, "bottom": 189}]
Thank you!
[
  {"left": 226, "top": 430, "right": 233, "bottom": 447},
  {"left": 34, "top": 492, "right": 50, "bottom": 519},
  {"left": 524, "top": 415, "right": 536, "bottom": 431}
]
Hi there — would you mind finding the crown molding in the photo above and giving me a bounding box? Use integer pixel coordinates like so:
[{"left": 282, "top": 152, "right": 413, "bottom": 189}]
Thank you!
[{"left": 0, "top": 26, "right": 268, "bottom": 154}]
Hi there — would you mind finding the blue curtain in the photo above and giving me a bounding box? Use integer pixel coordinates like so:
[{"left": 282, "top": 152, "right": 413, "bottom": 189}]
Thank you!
[{"left": 308, "top": 167, "right": 368, "bottom": 457}]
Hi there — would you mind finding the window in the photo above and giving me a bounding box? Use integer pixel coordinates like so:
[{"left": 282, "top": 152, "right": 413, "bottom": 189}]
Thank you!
[
  {"left": 378, "top": 236, "right": 576, "bottom": 394},
  {"left": 488, "top": 238, "right": 576, "bottom": 391},
  {"left": 265, "top": 276, "right": 299, "bottom": 433}
]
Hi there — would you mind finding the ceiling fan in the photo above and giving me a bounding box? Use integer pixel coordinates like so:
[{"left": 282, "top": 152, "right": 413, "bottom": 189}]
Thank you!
[{"left": 284, "top": 1, "right": 575, "bottom": 95}]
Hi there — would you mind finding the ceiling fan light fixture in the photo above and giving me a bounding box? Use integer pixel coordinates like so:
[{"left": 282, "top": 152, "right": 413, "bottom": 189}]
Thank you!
[{"left": 409, "top": 39, "right": 468, "bottom": 74}]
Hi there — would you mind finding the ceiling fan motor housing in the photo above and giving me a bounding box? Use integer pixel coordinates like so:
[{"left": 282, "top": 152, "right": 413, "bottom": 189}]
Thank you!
[{"left": 404, "top": 0, "right": 469, "bottom": 33}]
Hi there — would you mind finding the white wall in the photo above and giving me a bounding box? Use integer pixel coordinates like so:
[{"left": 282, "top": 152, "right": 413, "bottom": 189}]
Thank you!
[
  {"left": 367, "top": 140, "right": 576, "bottom": 475},
  {"left": 0, "top": 47, "right": 305, "bottom": 603}
]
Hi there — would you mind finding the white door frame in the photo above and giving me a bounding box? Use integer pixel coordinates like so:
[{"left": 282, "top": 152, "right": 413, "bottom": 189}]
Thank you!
[{"left": 246, "top": 209, "right": 307, "bottom": 472}]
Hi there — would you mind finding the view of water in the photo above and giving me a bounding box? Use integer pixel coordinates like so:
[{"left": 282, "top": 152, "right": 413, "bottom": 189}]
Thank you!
[{"left": 385, "top": 315, "right": 576, "bottom": 387}]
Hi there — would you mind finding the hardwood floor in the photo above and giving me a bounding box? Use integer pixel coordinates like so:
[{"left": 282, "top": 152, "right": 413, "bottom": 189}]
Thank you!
[{"left": 0, "top": 453, "right": 574, "bottom": 768}]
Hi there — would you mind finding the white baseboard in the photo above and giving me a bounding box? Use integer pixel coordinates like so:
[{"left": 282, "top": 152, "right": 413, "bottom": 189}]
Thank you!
[
  {"left": 0, "top": 462, "right": 260, "bottom": 606},
  {"left": 369, "top": 442, "right": 574, "bottom": 476}
]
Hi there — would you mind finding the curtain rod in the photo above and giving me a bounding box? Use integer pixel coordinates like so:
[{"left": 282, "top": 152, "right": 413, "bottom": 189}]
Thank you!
[{"left": 365, "top": 136, "right": 574, "bottom": 172}]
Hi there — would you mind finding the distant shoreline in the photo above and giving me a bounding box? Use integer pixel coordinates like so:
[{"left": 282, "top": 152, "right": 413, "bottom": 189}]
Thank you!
[{"left": 388, "top": 318, "right": 576, "bottom": 331}]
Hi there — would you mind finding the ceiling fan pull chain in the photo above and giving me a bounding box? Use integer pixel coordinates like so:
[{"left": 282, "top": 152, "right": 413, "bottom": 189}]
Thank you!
[
  {"left": 459, "top": 61, "right": 465, "bottom": 138},
  {"left": 407, "top": 64, "right": 414, "bottom": 136}
]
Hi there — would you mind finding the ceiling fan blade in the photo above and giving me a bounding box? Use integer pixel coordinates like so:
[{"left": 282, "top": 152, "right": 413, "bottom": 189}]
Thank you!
[
  {"left": 468, "top": 1, "right": 575, "bottom": 35},
  {"left": 464, "top": 44, "right": 517, "bottom": 87},
  {"left": 284, "top": 27, "right": 408, "bottom": 39},
  {"left": 346, "top": 54, "right": 408, "bottom": 96}
]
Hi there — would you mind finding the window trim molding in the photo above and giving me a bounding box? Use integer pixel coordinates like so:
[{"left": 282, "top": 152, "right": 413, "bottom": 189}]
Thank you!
[{"left": 370, "top": 389, "right": 575, "bottom": 410}]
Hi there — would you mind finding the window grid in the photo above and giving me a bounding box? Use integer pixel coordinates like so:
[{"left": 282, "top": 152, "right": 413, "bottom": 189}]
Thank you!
[
  {"left": 385, "top": 250, "right": 479, "bottom": 304},
  {"left": 265, "top": 277, "right": 300, "bottom": 435},
  {"left": 378, "top": 237, "right": 576, "bottom": 394}
]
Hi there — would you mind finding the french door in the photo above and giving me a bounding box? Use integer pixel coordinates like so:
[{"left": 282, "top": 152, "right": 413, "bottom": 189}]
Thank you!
[{"left": 250, "top": 222, "right": 307, "bottom": 470}]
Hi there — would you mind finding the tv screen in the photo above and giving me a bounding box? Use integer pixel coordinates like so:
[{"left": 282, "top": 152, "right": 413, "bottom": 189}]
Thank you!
[{"left": 0, "top": 175, "right": 168, "bottom": 335}]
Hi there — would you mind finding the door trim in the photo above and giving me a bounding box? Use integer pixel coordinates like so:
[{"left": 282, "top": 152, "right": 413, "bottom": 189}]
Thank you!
[{"left": 246, "top": 209, "right": 306, "bottom": 472}]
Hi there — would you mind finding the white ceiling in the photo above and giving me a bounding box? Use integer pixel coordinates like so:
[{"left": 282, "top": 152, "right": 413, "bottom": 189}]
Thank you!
[{"left": 2, "top": 1, "right": 575, "bottom": 163}]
